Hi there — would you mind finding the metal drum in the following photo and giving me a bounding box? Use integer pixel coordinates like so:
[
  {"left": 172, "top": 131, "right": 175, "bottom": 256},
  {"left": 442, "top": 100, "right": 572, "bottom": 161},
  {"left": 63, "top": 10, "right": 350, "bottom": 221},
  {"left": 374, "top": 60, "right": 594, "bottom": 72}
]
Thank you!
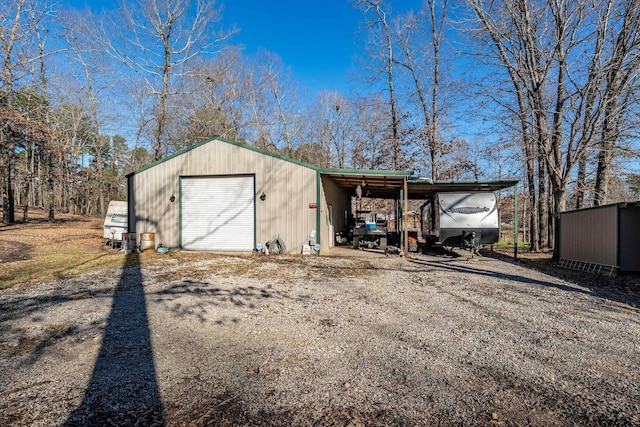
[{"left": 139, "top": 232, "right": 155, "bottom": 252}]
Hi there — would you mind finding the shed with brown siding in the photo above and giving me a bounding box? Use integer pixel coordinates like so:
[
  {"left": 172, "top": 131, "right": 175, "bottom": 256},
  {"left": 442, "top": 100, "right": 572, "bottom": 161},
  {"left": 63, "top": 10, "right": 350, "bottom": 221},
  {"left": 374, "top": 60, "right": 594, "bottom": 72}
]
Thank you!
[{"left": 559, "top": 202, "right": 640, "bottom": 272}]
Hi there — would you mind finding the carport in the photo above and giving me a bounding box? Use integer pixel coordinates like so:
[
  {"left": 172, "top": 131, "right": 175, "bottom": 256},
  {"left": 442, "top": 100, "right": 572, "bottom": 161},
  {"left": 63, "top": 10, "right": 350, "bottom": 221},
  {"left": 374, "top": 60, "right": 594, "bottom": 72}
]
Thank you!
[
  {"left": 408, "top": 178, "right": 520, "bottom": 257},
  {"left": 319, "top": 169, "right": 412, "bottom": 254},
  {"left": 319, "top": 171, "right": 518, "bottom": 256}
]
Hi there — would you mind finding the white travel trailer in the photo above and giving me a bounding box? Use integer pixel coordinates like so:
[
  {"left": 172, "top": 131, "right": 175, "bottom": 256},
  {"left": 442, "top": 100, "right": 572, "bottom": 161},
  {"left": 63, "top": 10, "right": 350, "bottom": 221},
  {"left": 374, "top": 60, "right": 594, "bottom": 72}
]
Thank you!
[
  {"left": 103, "top": 200, "right": 128, "bottom": 243},
  {"left": 438, "top": 192, "right": 499, "bottom": 249}
]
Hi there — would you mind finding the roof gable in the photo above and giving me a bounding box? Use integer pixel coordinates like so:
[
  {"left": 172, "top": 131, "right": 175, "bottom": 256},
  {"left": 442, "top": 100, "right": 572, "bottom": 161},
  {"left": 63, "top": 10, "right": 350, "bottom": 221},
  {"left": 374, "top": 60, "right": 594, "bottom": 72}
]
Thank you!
[{"left": 126, "top": 136, "right": 319, "bottom": 178}]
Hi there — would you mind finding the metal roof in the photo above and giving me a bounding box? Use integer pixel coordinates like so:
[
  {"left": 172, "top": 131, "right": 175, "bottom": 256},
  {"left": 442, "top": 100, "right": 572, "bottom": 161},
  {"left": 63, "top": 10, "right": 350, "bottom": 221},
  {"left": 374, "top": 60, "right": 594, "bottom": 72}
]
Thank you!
[
  {"left": 407, "top": 179, "right": 519, "bottom": 199},
  {"left": 126, "top": 136, "right": 318, "bottom": 178},
  {"left": 320, "top": 168, "right": 413, "bottom": 199},
  {"left": 128, "top": 136, "right": 518, "bottom": 201},
  {"left": 321, "top": 171, "right": 519, "bottom": 200},
  {"left": 560, "top": 200, "right": 640, "bottom": 215}
]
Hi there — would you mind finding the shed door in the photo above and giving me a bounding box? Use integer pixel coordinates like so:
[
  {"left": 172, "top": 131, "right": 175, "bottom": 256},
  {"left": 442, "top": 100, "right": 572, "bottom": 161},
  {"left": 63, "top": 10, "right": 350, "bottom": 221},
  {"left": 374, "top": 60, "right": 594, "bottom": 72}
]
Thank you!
[{"left": 181, "top": 176, "right": 255, "bottom": 251}]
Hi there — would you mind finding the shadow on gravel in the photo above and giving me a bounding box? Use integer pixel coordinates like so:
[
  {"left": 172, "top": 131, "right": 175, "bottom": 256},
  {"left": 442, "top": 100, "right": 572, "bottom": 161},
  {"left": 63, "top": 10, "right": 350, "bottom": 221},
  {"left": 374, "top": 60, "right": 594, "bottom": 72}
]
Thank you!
[
  {"left": 410, "top": 258, "right": 640, "bottom": 311},
  {"left": 65, "top": 252, "right": 164, "bottom": 426},
  {"left": 410, "top": 258, "right": 591, "bottom": 294},
  {"left": 151, "top": 279, "right": 311, "bottom": 324},
  {"left": 483, "top": 251, "right": 640, "bottom": 306},
  {"left": 0, "top": 287, "right": 114, "bottom": 326}
]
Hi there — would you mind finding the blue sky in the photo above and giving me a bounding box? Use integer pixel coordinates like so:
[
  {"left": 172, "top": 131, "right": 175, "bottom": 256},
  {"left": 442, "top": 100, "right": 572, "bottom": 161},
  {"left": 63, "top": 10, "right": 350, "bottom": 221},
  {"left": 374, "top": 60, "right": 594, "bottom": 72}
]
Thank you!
[
  {"left": 223, "top": 0, "right": 363, "bottom": 94},
  {"left": 65, "top": 0, "right": 422, "bottom": 96}
]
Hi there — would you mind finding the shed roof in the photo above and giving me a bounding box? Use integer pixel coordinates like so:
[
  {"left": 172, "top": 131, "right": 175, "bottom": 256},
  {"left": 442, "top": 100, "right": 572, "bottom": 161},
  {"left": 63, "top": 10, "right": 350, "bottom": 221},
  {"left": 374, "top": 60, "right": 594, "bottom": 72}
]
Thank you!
[
  {"left": 560, "top": 200, "right": 640, "bottom": 215},
  {"left": 126, "top": 136, "right": 318, "bottom": 178}
]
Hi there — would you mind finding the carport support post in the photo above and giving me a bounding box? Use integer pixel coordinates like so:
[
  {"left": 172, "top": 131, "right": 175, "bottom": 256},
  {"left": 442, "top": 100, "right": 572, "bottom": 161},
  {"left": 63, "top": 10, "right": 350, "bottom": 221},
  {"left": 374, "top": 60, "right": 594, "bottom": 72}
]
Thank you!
[
  {"left": 514, "top": 183, "right": 518, "bottom": 260},
  {"left": 403, "top": 177, "right": 409, "bottom": 256},
  {"left": 316, "top": 170, "right": 321, "bottom": 255}
]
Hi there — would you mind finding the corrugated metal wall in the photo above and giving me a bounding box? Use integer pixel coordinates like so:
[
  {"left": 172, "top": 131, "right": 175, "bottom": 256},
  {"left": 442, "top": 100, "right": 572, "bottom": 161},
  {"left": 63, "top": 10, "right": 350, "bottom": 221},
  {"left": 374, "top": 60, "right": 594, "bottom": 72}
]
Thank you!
[
  {"left": 559, "top": 206, "right": 618, "bottom": 266},
  {"left": 128, "top": 138, "right": 318, "bottom": 253},
  {"left": 619, "top": 207, "right": 640, "bottom": 271},
  {"left": 320, "top": 176, "right": 352, "bottom": 252}
]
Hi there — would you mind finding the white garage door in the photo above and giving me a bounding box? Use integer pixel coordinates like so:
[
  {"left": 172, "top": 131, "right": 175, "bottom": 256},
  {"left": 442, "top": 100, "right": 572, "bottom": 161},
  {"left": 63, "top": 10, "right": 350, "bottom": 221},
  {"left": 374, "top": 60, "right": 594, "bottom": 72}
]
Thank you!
[{"left": 181, "top": 176, "right": 255, "bottom": 251}]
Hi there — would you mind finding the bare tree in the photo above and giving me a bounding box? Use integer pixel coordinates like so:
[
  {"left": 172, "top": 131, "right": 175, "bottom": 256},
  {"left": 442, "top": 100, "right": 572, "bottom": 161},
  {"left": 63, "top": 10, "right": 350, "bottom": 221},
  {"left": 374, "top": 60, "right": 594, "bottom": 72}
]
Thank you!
[
  {"left": 104, "top": 0, "right": 236, "bottom": 160},
  {"left": 258, "top": 52, "right": 303, "bottom": 155},
  {"left": 593, "top": 0, "right": 640, "bottom": 205},
  {"left": 239, "top": 51, "right": 304, "bottom": 155},
  {"left": 394, "top": 0, "right": 448, "bottom": 180},
  {"left": 467, "top": 0, "right": 640, "bottom": 258},
  {"left": 61, "top": 9, "right": 117, "bottom": 216},
  {"left": 245, "top": 68, "right": 273, "bottom": 151},
  {"left": 181, "top": 51, "right": 253, "bottom": 144},
  {"left": 351, "top": 95, "right": 390, "bottom": 169},
  {"left": 0, "top": 0, "right": 55, "bottom": 223},
  {"left": 305, "top": 91, "right": 353, "bottom": 167},
  {"left": 355, "top": 0, "right": 403, "bottom": 168}
]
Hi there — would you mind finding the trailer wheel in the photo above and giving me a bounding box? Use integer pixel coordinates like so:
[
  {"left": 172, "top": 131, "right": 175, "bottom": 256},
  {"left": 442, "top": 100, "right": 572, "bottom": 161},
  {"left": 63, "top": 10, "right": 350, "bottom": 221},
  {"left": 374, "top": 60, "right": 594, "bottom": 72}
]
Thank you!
[{"left": 353, "top": 236, "right": 360, "bottom": 249}]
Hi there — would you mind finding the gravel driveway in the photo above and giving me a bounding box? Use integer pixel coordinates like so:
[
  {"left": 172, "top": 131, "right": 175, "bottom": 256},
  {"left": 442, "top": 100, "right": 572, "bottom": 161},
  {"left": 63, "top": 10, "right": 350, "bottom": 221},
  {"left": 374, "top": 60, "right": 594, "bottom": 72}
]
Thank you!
[{"left": 1, "top": 253, "right": 639, "bottom": 426}]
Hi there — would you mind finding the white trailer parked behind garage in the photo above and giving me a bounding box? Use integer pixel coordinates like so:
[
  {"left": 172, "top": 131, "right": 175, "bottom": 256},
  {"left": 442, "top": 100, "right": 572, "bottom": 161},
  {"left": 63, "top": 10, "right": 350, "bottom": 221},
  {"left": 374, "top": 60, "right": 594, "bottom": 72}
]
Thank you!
[{"left": 103, "top": 200, "right": 128, "bottom": 244}]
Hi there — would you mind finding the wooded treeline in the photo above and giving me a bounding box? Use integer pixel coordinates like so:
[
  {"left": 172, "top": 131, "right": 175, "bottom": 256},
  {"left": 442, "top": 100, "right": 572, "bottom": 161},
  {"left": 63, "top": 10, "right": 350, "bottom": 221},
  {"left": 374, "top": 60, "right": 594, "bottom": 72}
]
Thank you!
[{"left": 1, "top": 0, "right": 639, "bottom": 256}]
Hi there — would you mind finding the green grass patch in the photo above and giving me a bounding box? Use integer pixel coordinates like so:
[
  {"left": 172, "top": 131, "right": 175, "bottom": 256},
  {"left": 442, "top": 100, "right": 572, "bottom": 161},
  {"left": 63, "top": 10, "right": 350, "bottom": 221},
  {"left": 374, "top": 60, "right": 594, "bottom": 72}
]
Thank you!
[
  {"left": 493, "top": 241, "right": 529, "bottom": 248},
  {"left": 0, "top": 248, "right": 126, "bottom": 289}
]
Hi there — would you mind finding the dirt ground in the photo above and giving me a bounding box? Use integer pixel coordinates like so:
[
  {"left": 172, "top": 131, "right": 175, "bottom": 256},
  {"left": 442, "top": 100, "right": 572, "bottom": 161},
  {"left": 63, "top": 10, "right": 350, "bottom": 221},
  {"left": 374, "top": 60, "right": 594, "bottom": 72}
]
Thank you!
[{"left": 1, "top": 212, "right": 640, "bottom": 426}]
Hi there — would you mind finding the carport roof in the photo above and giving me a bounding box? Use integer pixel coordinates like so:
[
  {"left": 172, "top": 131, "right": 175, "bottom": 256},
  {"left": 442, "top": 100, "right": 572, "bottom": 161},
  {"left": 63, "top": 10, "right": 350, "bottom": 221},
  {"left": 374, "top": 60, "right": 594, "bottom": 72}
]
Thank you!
[
  {"left": 321, "top": 170, "right": 519, "bottom": 200},
  {"left": 320, "top": 168, "right": 413, "bottom": 199},
  {"left": 407, "top": 178, "right": 519, "bottom": 199}
]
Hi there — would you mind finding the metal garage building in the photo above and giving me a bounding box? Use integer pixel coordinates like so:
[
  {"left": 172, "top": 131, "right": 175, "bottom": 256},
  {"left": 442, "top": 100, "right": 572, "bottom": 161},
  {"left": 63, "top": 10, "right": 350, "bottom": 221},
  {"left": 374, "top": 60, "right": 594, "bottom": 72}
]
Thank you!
[
  {"left": 126, "top": 137, "right": 412, "bottom": 254},
  {"left": 127, "top": 136, "right": 518, "bottom": 254},
  {"left": 559, "top": 202, "right": 640, "bottom": 273}
]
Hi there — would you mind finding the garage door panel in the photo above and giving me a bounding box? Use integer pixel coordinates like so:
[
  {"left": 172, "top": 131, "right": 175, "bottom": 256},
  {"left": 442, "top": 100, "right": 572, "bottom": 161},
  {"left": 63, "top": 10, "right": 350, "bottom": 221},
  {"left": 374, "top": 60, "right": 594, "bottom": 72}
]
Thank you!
[{"left": 182, "top": 176, "right": 255, "bottom": 251}]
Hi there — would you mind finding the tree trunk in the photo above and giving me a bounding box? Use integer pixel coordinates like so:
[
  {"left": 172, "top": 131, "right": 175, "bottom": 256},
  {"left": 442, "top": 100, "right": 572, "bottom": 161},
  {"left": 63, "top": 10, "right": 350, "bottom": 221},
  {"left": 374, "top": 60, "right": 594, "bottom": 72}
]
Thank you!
[
  {"left": 548, "top": 194, "right": 555, "bottom": 249},
  {"left": 594, "top": 97, "right": 618, "bottom": 206},
  {"left": 3, "top": 146, "right": 16, "bottom": 224},
  {"left": 524, "top": 137, "right": 539, "bottom": 251},
  {"left": 551, "top": 186, "right": 566, "bottom": 261},
  {"left": 537, "top": 155, "right": 548, "bottom": 249},
  {"left": 576, "top": 157, "right": 586, "bottom": 209},
  {"left": 384, "top": 23, "right": 399, "bottom": 169},
  {"left": 593, "top": 0, "right": 640, "bottom": 205},
  {"left": 47, "top": 148, "right": 55, "bottom": 222}
]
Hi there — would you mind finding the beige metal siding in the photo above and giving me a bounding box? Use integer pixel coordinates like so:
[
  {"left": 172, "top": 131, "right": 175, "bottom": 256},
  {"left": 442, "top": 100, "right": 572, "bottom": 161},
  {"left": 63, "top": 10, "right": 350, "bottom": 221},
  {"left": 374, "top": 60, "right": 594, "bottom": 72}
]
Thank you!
[
  {"left": 320, "top": 176, "right": 352, "bottom": 252},
  {"left": 619, "top": 207, "right": 640, "bottom": 271},
  {"left": 129, "top": 139, "right": 317, "bottom": 252},
  {"left": 560, "top": 206, "right": 618, "bottom": 266}
]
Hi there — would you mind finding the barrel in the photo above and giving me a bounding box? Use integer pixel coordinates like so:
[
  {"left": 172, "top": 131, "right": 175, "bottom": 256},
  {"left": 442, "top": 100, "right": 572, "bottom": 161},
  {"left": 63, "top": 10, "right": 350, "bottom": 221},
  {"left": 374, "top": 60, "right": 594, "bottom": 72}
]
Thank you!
[{"left": 140, "top": 232, "right": 155, "bottom": 252}]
